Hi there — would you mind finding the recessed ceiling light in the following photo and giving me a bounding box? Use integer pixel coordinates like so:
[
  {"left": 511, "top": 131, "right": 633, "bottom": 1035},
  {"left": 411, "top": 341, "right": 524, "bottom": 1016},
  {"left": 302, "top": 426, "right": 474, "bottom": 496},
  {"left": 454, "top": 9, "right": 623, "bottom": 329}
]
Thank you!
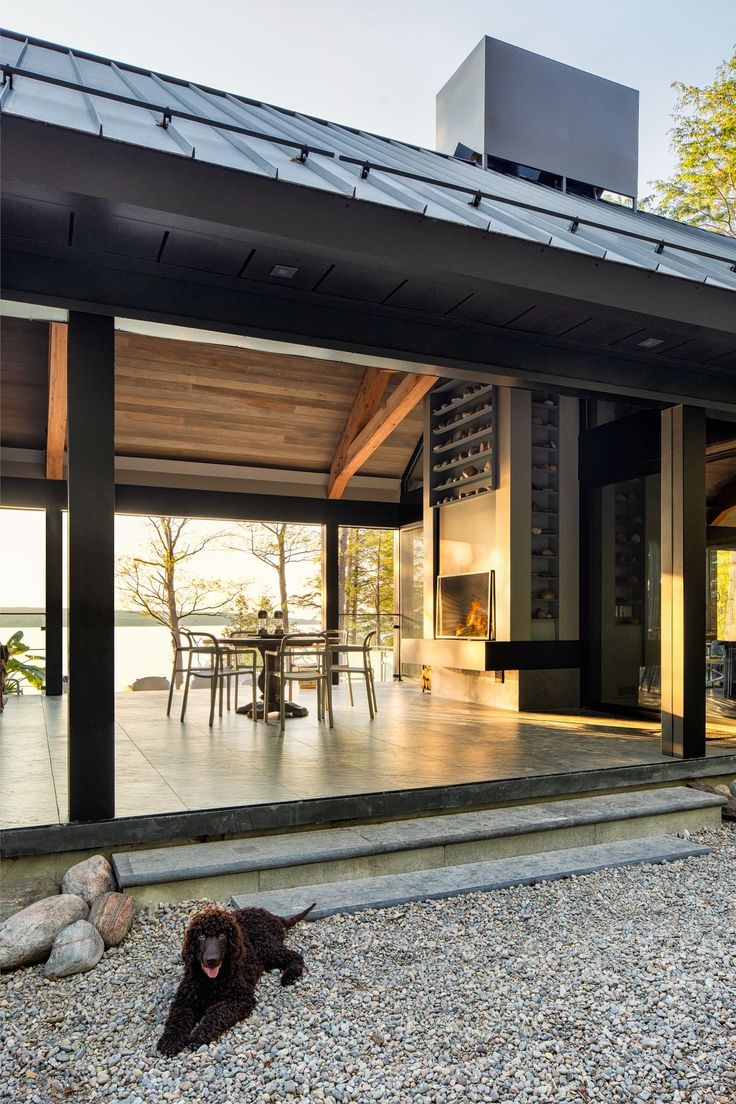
[
  {"left": 638, "top": 337, "right": 664, "bottom": 349},
  {"left": 270, "top": 264, "right": 298, "bottom": 279}
]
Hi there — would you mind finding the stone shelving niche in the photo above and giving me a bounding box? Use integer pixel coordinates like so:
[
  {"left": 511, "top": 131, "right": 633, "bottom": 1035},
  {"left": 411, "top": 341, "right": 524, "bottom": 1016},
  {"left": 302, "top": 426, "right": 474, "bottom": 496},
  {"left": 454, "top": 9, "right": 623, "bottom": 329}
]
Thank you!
[
  {"left": 530, "top": 392, "right": 560, "bottom": 628},
  {"left": 614, "top": 479, "right": 645, "bottom": 624},
  {"left": 430, "top": 382, "right": 496, "bottom": 508}
]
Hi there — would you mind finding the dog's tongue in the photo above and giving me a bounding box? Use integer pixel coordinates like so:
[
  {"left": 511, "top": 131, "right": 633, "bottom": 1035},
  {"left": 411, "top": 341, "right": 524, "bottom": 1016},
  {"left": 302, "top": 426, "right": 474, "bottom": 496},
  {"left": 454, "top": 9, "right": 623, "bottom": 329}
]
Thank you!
[{"left": 203, "top": 964, "right": 221, "bottom": 979}]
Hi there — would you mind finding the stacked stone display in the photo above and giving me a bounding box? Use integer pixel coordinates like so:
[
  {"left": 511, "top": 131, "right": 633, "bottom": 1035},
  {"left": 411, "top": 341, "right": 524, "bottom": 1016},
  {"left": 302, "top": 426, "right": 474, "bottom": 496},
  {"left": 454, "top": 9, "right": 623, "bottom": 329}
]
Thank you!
[{"left": 0, "top": 855, "right": 136, "bottom": 977}]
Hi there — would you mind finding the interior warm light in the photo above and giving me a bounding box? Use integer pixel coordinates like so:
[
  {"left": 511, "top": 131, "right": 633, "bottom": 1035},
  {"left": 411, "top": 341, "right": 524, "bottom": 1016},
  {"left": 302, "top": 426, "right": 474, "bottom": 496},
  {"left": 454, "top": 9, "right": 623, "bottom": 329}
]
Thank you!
[{"left": 455, "top": 598, "right": 489, "bottom": 638}]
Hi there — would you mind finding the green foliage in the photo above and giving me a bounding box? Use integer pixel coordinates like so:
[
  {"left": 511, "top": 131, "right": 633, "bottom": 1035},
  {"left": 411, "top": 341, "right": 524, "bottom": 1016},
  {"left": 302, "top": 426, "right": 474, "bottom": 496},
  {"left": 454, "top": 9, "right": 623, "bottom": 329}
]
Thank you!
[
  {"left": 340, "top": 528, "right": 394, "bottom": 646},
  {"left": 222, "top": 592, "right": 277, "bottom": 637},
  {"left": 0, "top": 630, "right": 45, "bottom": 706},
  {"left": 643, "top": 47, "right": 736, "bottom": 235}
]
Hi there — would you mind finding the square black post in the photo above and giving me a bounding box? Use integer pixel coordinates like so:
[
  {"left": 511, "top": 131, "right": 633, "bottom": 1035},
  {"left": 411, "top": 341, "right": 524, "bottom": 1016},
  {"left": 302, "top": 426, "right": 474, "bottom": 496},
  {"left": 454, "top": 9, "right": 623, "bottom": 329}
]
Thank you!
[
  {"left": 661, "top": 405, "right": 706, "bottom": 758},
  {"left": 67, "top": 312, "right": 115, "bottom": 820},
  {"left": 44, "top": 508, "right": 64, "bottom": 696},
  {"left": 323, "top": 521, "right": 340, "bottom": 630}
]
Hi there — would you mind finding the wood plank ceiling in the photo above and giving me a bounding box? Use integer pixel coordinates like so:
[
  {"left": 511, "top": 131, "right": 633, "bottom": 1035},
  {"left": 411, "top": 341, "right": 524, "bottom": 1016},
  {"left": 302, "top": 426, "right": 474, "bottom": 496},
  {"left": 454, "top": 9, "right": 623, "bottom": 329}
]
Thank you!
[{"left": 0, "top": 320, "right": 425, "bottom": 480}]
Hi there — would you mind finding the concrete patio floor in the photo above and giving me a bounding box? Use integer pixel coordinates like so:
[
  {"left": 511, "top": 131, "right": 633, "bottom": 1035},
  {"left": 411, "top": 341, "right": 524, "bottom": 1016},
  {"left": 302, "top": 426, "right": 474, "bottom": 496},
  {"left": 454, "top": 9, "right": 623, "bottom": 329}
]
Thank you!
[{"left": 2, "top": 682, "right": 735, "bottom": 830}]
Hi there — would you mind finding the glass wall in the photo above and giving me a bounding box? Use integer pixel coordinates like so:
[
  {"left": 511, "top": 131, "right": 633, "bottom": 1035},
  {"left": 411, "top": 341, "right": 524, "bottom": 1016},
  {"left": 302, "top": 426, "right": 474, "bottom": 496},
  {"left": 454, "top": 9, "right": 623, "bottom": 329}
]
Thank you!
[
  {"left": 0, "top": 507, "right": 48, "bottom": 696},
  {"left": 591, "top": 474, "right": 661, "bottom": 713},
  {"left": 338, "top": 526, "right": 395, "bottom": 680},
  {"left": 706, "top": 544, "right": 736, "bottom": 736}
]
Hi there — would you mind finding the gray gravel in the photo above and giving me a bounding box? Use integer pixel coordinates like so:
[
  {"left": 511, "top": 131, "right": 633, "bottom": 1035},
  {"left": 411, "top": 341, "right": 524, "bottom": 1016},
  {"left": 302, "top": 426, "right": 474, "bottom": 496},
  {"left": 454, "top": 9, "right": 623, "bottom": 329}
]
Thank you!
[{"left": 2, "top": 824, "right": 735, "bottom": 1104}]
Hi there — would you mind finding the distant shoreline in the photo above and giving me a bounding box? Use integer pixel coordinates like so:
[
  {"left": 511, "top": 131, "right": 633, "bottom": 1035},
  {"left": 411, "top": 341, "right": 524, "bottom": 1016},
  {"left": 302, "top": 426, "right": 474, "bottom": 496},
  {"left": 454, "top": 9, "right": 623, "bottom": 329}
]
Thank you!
[{"left": 0, "top": 611, "right": 229, "bottom": 628}]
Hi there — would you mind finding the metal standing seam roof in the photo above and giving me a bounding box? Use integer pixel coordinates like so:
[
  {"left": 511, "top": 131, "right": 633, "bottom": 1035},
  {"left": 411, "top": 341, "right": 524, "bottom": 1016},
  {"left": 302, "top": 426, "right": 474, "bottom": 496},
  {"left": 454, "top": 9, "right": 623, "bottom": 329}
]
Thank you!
[{"left": 2, "top": 28, "right": 736, "bottom": 294}]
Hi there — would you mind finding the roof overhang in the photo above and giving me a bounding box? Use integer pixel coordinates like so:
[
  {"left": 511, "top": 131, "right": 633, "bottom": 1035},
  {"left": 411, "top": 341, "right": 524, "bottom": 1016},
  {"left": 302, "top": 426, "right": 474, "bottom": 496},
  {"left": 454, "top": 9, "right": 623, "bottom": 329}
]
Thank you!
[{"left": 3, "top": 114, "right": 736, "bottom": 412}]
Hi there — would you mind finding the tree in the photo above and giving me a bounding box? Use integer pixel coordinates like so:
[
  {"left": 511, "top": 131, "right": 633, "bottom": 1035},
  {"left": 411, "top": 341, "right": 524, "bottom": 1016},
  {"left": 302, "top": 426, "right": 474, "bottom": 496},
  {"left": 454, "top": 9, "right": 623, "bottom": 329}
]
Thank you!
[
  {"left": 222, "top": 591, "right": 277, "bottom": 637},
  {"left": 117, "top": 517, "right": 240, "bottom": 682},
  {"left": 643, "top": 47, "right": 736, "bottom": 235},
  {"left": 340, "top": 528, "right": 395, "bottom": 645},
  {"left": 231, "top": 523, "right": 321, "bottom": 631}
]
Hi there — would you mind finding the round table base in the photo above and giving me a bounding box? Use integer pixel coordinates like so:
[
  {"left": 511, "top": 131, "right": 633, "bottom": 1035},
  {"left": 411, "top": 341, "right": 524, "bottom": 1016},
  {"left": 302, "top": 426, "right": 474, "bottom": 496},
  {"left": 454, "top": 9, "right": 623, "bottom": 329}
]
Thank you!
[{"left": 237, "top": 701, "right": 309, "bottom": 720}]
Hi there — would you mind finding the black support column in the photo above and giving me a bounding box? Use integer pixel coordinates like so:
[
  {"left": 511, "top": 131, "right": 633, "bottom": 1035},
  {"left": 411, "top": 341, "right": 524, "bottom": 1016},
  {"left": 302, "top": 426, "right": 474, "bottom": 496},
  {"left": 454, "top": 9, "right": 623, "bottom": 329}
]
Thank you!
[
  {"left": 44, "top": 509, "right": 64, "bottom": 696},
  {"left": 323, "top": 521, "right": 340, "bottom": 630},
  {"left": 67, "top": 312, "right": 115, "bottom": 820},
  {"left": 661, "top": 405, "right": 706, "bottom": 758}
]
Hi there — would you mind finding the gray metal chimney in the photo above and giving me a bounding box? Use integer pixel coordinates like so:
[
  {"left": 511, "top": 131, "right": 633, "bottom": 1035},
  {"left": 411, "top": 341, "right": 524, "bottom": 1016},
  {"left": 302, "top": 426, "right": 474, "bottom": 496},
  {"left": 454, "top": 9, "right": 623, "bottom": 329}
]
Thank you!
[{"left": 436, "top": 38, "right": 639, "bottom": 199}]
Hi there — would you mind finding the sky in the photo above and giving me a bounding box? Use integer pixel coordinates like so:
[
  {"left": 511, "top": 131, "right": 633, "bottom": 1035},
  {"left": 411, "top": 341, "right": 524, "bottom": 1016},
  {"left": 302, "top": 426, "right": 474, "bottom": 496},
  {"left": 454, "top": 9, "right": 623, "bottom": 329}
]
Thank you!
[
  {"left": 2, "top": 0, "right": 734, "bottom": 194},
  {"left": 0, "top": 510, "right": 321, "bottom": 610}
]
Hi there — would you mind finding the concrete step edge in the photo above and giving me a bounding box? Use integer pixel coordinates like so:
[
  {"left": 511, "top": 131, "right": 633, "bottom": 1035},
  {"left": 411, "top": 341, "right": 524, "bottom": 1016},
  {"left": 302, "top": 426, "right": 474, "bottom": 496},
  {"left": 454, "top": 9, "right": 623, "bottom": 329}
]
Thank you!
[
  {"left": 112, "top": 786, "right": 724, "bottom": 888},
  {"left": 229, "top": 836, "right": 712, "bottom": 919}
]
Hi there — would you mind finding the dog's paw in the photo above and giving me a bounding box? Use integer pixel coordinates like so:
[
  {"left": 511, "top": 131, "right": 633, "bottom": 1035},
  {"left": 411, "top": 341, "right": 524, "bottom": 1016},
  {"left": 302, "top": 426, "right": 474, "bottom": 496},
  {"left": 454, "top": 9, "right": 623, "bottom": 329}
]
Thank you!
[
  {"left": 157, "top": 1033, "right": 185, "bottom": 1057},
  {"left": 188, "top": 1029, "right": 215, "bottom": 1049},
  {"left": 280, "top": 966, "right": 303, "bottom": 987}
]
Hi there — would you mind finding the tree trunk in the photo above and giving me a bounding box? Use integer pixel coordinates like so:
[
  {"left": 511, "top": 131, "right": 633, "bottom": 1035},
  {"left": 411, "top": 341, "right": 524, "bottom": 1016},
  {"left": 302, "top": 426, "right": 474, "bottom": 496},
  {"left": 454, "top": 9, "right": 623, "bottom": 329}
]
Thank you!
[
  {"left": 277, "top": 525, "right": 289, "bottom": 631},
  {"left": 349, "top": 535, "right": 360, "bottom": 644},
  {"left": 337, "top": 526, "right": 348, "bottom": 633},
  {"left": 163, "top": 519, "right": 184, "bottom": 688}
]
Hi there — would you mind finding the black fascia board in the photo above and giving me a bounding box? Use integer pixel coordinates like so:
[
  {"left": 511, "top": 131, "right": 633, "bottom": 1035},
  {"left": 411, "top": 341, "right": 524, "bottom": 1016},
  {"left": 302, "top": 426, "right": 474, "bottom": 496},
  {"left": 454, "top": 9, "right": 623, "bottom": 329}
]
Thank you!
[{"left": 4, "top": 247, "right": 735, "bottom": 413}]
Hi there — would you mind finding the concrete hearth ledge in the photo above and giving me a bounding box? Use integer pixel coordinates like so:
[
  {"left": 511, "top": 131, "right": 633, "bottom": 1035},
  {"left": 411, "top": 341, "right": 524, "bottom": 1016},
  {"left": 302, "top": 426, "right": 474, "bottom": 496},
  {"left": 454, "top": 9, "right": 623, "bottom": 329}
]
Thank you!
[
  {"left": 111, "top": 786, "right": 724, "bottom": 889},
  {"left": 229, "top": 835, "right": 712, "bottom": 918}
]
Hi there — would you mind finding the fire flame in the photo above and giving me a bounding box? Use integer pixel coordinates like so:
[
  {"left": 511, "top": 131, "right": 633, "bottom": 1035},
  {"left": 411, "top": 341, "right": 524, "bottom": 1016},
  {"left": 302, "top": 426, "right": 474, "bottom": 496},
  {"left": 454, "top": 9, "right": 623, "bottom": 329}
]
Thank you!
[{"left": 455, "top": 598, "right": 488, "bottom": 637}]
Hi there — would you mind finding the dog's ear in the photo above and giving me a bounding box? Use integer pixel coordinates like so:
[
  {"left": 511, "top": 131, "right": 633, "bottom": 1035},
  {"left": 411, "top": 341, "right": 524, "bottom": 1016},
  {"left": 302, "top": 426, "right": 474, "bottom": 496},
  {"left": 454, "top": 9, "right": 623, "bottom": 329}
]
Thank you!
[
  {"left": 226, "top": 914, "right": 245, "bottom": 967},
  {"left": 182, "top": 918, "right": 199, "bottom": 970}
]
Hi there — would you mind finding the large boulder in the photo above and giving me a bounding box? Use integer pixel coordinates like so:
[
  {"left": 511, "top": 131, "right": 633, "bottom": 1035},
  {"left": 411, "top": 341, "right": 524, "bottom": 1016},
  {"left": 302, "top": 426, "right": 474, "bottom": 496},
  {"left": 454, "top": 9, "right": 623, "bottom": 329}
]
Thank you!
[
  {"left": 44, "top": 920, "right": 104, "bottom": 979},
  {"left": 89, "top": 892, "right": 136, "bottom": 948},
  {"left": 0, "top": 876, "right": 60, "bottom": 925},
  {"left": 0, "top": 894, "right": 88, "bottom": 970},
  {"left": 61, "top": 856, "right": 115, "bottom": 906}
]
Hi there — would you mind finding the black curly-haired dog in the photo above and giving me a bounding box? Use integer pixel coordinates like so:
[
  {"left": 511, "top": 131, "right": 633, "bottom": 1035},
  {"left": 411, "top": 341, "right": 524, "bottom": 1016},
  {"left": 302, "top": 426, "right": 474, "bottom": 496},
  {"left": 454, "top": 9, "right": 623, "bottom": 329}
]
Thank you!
[{"left": 157, "top": 903, "right": 314, "bottom": 1055}]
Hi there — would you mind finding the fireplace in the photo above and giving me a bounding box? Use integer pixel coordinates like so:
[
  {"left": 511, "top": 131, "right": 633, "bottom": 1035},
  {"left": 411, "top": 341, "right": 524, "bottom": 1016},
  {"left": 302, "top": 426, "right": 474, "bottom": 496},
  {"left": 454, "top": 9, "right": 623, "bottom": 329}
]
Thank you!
[{"left": 436, "top": 571, "right": 494, "bottom": 640}]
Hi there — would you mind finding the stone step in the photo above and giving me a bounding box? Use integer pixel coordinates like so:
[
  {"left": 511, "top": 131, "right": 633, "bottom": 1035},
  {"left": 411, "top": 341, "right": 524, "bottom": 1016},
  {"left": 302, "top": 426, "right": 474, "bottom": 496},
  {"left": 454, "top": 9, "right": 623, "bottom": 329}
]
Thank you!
[
  {"left": 230, "top": 835, "right": 712, "bottom": 919},
  {"left": 111, "top": 786, "right": 723, "bottom": 904}
]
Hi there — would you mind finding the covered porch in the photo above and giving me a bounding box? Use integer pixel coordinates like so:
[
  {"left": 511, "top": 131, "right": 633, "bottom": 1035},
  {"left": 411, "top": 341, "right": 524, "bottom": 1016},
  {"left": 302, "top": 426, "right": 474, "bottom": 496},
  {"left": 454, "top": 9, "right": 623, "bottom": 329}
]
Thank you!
[
  {"left": 4, "top": 682, "right": 736, "bottom": 835},
  {"left": 2, "top": 30, "right": 736, "bottom": 845}
]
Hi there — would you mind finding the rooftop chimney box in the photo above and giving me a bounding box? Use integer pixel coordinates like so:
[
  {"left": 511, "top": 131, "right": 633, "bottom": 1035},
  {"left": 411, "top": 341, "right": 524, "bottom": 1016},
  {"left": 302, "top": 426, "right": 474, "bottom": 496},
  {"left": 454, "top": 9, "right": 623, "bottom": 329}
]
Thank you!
[{"left": 436, "top": 37, "right": 639, "bottom": 199}]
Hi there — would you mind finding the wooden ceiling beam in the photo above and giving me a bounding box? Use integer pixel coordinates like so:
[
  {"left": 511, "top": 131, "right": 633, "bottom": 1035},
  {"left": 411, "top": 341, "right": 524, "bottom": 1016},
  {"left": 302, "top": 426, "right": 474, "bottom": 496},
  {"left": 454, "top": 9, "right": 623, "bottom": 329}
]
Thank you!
[
  {"left": 46, "top": 322, "right": 68, "bottom": 480},
  {"left": 327, "top": 367, "right": 392, "bottom": 499},
  {"left": 328, "top": 370, "right": 438, "bottom": 499}
]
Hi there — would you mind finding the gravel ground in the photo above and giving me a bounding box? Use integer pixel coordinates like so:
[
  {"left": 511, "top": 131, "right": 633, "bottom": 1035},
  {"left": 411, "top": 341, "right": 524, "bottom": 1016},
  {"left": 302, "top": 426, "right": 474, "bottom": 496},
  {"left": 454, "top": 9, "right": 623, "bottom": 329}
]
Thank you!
[{"left": 2, "top": 824, "right": 735, "bottom": 1104}]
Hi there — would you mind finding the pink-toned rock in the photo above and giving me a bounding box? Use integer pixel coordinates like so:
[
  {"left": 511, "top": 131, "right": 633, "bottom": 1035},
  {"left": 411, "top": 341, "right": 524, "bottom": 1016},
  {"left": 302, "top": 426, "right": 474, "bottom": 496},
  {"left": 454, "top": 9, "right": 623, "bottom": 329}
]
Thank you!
[
  {"left": 89, "top": 892, "right": 136, "bottom": 947},
  {"left": 0, "top": 894, "right": 88, "bottom": 970},
  {"left": 44, "top": 920, "right": 104, "bottom": 979},
  {"left": 61, "top": 856, "right": 115, "bottom": 906}
]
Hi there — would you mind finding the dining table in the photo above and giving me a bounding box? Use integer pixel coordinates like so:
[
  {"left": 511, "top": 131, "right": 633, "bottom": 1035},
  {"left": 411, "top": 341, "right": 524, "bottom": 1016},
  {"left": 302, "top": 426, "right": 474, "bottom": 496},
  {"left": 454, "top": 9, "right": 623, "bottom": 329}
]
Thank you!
[{"left": 222, "top": 634, "right": 312, "bottom": 720}]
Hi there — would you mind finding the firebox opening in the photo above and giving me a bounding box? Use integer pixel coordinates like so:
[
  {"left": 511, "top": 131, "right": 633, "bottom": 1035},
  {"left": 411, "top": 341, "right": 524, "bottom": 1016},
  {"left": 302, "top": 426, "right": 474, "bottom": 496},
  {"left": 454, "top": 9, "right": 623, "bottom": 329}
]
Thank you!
[{"left": 436, "top": 571, "right": 495, "bottom": 640}]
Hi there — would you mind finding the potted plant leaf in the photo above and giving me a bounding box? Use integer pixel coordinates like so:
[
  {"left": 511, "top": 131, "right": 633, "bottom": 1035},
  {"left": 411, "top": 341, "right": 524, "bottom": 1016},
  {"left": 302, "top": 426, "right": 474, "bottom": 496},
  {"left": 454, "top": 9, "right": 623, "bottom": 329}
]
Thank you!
[{"left": 0, "top": 631, "right": 46, "bottom": 711}]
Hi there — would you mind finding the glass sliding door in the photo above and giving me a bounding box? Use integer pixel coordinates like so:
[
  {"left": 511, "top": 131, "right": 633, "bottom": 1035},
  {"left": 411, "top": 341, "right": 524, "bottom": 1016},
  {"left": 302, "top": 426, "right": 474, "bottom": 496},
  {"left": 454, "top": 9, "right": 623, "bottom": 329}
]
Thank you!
[{"left": 399, "top": 523, "right": 424, "bottom": 679}]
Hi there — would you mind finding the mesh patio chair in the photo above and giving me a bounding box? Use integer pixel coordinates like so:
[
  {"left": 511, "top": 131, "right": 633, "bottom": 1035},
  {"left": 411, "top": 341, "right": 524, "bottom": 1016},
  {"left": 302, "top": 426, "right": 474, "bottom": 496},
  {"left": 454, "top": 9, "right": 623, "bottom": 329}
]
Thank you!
[
  {"left": 324, "top": 629, "right": 378, "bottom": 718},
  {"left": 264, "top": 632, "right": 333, "bottom": 732},
  {"left": 168, "top": 630, "right": 257, "bottom": 728}
]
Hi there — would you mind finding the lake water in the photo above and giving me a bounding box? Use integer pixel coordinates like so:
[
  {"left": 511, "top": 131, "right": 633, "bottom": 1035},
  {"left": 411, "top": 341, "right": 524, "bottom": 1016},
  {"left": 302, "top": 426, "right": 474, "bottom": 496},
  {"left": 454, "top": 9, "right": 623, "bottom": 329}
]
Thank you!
[
  {"left": 3, "top": 623, "right": 222, "bottom": 692},
  {"left": 3, "top": 619, "right": 392, "bottom": 694}
]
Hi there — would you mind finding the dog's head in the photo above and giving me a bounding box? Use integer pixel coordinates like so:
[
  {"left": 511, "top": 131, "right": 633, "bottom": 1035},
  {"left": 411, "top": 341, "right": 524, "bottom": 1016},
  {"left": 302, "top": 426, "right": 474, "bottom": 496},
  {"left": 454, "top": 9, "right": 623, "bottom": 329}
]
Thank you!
[{"left": 182, "top": 906, "right": 245, "bottom": 981}]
